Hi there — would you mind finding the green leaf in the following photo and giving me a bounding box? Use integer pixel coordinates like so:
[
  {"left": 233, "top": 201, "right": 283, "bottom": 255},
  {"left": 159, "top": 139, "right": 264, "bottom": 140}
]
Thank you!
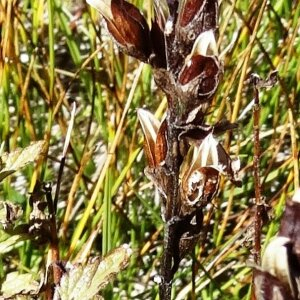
[
  {"left": 54, "top": 244, "right": 132, "bottom": 300},
  {"left": 0, "top": 140, "right": 47, "bottom": 182}
]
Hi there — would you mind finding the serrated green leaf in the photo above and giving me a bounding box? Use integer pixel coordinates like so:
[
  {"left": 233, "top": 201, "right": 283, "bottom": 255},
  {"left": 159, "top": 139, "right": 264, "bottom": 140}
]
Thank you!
[
  {"left": 0, "top": 140, "right": 47, "bottom": 182},
  {"left": 1, "top": 272, "right": 40, "bottom": 297},
  {"left": 54, "top": 244, "right": 132, "bottom": 300}
]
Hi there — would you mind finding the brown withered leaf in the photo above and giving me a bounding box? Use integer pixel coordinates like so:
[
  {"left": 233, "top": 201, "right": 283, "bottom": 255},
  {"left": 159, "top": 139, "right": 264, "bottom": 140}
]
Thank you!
[
  {"left": 54, "top": 244, "right": 132, "bottom": 300},
  {"left": 0, "top": 201, "right": 23, "bottom": 230},
  {"left": 0, "top": 140, "right": 47, "bottom": 182},
  {"left": 178, "top": 120, "right": 238, "bottom": 140},
  {"left": 250, "top": 70, "right": 278, "bottom": 89},
  {"left": 1, "top": 271, "right": 41, "bottom": 298}
]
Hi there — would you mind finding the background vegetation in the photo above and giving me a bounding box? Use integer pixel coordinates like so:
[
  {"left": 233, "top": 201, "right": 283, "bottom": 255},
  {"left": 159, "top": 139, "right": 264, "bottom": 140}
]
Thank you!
[{"left": 0, "top": 0, "right": 299, "bottom": 299}]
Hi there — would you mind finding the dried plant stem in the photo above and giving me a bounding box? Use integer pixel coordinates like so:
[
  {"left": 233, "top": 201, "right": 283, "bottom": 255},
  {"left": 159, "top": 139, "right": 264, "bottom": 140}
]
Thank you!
[
  {"left": 44, "top": 184, "right": 61, "bottom": 299},
  {"left": 253, "top": 84, "right": 262, "bottom": 265},
  {"left": 159, "top": 117, "right": 180, "bottom": 300}
]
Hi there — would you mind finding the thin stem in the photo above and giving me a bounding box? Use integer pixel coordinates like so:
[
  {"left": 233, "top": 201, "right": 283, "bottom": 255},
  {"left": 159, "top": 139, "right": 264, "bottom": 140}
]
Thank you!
[
  {"left": 159, "top": 113, "right": 180, "bottom": 300},
  {"left": 252, "top": 82, "right": 262, "bottom": 265},
  {"left": 44, "top": 183, "right": 60, "bottom": 299}
]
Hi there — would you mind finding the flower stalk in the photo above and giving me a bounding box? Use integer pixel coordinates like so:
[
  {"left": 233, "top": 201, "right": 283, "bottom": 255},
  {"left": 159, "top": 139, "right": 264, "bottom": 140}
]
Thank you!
[{"left": 87, "top": 1, "right": 240, "bottom": 299}]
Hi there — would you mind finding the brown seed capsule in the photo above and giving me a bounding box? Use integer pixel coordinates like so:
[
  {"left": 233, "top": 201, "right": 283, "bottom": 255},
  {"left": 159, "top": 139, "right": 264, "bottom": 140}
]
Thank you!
[
  {"left": 179, "top": 133, "right": 240, "bottom": 215},
  {"left": 137, "top": 109, "right": 167, "bottom": 168},
  {"left": 87, "top": 0, "right": 151, "bottom": 61},
  {"left": 179, "top": 0, "right": 205, "bottom": 28}
]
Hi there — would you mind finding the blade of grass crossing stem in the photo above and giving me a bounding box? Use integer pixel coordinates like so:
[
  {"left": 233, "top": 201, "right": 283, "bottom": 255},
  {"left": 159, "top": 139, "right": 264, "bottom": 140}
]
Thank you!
[
  {"left": 103, "top": 170, "right": 112, "bottom": 255},
  {"left": 68, "top": 63, "right": 144, "bottom": 256},
  {"left": 55, "top": 1, "right": 82, "bottom": 66},
  {"left": 32, "top": 0, "right": 44, "bottom": 46},
  {"left": 76, "top": 148, "right": 144, "bottom": 256},
  {"left": 0, "top": 67, "right": 9, "bottom": 140},
  {"left": 111, "top": 148, "right": 141, "bottom": 197},
  {"left": 88, "top": 24, "right": 107, "bottom": 140},
  {"left": 47, "top": 0, "right": 55, "bottom": 100},
  {"left": 54, "top": 102, "right": 76, "bottom": 212},
  {"left": 231, "top": 0, "right": 268, "bottom": 123}
]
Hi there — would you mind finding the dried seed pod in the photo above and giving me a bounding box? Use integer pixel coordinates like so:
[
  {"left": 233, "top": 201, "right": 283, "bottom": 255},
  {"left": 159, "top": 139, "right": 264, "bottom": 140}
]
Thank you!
[
  {"left": 178, "top": 0, "right": 205, "bottom": 28},
  {"left": 176, "top": 30, "right": 221, "bottom": 124},
  {"left": 137, "top": 109, "right": 167, "bottom": 168},
  {"left": 137, "top": 109, "right": 160, "bottom": 168},
  {"left": 179, "top": 133, "right": 240, "bottom": 215},
  {"left": 180, "top": 166, "right": 220, "bottom": 215},
  {"left": 137, "top": 109, "right": 169, "bottom": 199},
  {"left": 254, "top": 236, "right": 300, "bottom": 300},
  {"left": 180, "top": 134, "right": 219, "bottom": 215},
  {"left": 177, "top": 0, "right": 218, "bottom": 47},
  {"left": 87, "top": 0, "right": 151, "bottom": 61}
]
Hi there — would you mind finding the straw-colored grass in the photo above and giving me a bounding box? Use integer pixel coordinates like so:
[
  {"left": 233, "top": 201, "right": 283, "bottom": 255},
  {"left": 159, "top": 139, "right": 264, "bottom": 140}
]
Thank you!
[{"left": 0, "top": 0, "right": 299, "bottom": 299}]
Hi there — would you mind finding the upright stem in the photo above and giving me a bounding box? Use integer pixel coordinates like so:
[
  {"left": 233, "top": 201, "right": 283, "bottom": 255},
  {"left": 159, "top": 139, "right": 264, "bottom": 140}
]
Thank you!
[
  {"left": 44, "top": 184, "right": 61, "bottom": 299},
  {"left": 159, "top": 113, "right": 180, "bottom": 300},
  {"left": 253, "top": 84, "right": 262, "bottom": 265}
]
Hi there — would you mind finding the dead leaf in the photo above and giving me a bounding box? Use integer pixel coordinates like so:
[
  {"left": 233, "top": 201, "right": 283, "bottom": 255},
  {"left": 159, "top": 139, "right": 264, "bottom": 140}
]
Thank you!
[{"left": 0, "top": 141, "right": 47, "bottom": 182}]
